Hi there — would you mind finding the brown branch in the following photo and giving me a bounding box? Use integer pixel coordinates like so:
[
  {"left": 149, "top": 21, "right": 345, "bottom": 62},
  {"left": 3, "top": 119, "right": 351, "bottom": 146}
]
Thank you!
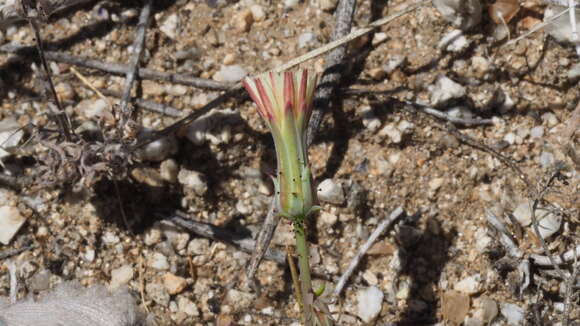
[{"left": 118, "top": 0, "right": 152, "bottom": 132}]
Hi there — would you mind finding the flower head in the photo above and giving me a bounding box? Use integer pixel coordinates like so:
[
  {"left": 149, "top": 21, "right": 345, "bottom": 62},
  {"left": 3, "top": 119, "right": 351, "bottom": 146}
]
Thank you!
[{"left": 243, "top": 70, "right": 319, "bottom": 220}]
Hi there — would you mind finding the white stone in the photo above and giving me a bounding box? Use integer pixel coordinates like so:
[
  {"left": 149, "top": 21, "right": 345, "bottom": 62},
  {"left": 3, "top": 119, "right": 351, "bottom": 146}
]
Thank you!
[
  {"left": 82, "top": 98, "right": 109, "bottom": 120},
  {"left": 473, "top": 296, "right": 499, "bottom": 324},
  {"left": 178, "top": 169, "right": 208, "bottom": 196},
  {"left": 225, "top": 289, "right": 255, "bottom": 310},
  {"left": 177, "top": 296, "right": 200, "bottom": 316},
  {"left": 318, "top": 0, "right": 338, "bottom": 12},
  {"left": 110, "top": 264, "right": 134, "bottom": 289},
  {"left": 454, "top": 274, "right": 481, "bottom": 295},
  {"left": 430, "top": 76, "right": 466, "bottom": 106},
  {"left": 319, "top": 211, "right": 338, "bottom": 226},
  {"left": 360, "top": 105, "right": 381, "bottom": 132},
  {"left": 544, "top": 6, "right": 580, "bottom": 44},
  {"left": 504, "top": 132, "right": 516, "bottom": 145},
  {"left": 146, "top": 282, "right": 170, "bottom": 306},
  {"left": 0, "top": 118, "right": 23, "bottom": 161},
  {"left": 539, "top": 151, "right": 555, "bottom": 169},
  {"left": 187, "top": 238, "right": 210, "bottom": 256},
  {"left": 356, "top": 286, "right": 384, "bottom": 323},
  {"left": 500, "top": 303, "right": 524, "bottom": 325},
  {"left": 160, "top": 159, "right": 179, "bottom": 183},
  {"left": 537, "top": 209, "right": 561, "bottom": 239},
  {"left": 439, "top": 29, "right": 470, "bottom": 52},
  {"left": 298, "top": 32, "right": 316, "bottom": 48},
  {"left": 433, "top": 0, "right": 482, "bottom": 30},
  {"left": 284, "top": 0, "right": 299, "bottom": 9},
  {"left": 378, "top": 124, "right": 402, "bottom": 143},
  {"left": 382, "top": 55, "right": 406, "bottom": 74},
  {"left": 530, "top": 126, "right": 544, "bottom": 139},
  {"left": 160, "top": 14, "right": 179, "bottom": 39},
  {"left": 84, "top": 249, "right": 95, "bottom": 262},
  {"left": 317, "top": 179, "right": 345, "bottom": 205},
  {"left": 213, "top": 65, "right": 248, "bottom": 83},
  {"left": 568, "top": 62, "right": 580, "bottom": 81},
  {"left": 148, "top": 252, "right": 170, "bottom": 270},
  {"left": 513, "top": 202, "right": 532, "bottom": 226},
  {"left": 0, "top": 205, "right": 25, "bottom": 245},
  {"left": 249, "top": 5, "right": 266, "bottom": 21},
  {"left": 137, "top": 129, "right": 178, "bottom": 162}
]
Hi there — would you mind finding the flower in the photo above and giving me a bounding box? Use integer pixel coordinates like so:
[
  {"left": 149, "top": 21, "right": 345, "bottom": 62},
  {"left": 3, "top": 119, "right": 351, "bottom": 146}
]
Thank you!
[{"left": 243, "top": 70, "right": 319, "bottom": 221}]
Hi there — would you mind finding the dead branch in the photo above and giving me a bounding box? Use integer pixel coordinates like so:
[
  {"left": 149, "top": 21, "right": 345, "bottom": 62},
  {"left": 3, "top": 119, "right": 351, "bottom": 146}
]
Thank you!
[
  {"left": 100, "top": 89, "right": 182, "bottom": 118},
  {"left": 0, "top": 245, "right": 36, "bottom": 260},
  {"left": 118, "top": 0, "right": 152, "bottom": 134},
  {"left": 331, "top": 207, "right": 404, "bottom": 301}
]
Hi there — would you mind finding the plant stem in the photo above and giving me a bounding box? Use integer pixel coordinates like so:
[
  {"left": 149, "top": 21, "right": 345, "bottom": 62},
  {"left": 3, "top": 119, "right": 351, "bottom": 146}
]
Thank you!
[{"left": 294, "top": 220, "right": 314, "bottom": 326}]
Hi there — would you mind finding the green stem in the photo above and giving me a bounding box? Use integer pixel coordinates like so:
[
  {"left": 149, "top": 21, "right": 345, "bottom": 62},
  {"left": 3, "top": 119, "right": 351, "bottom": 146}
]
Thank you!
[{"left": 294, "top": 219, "right": 314, "bottom": 326}]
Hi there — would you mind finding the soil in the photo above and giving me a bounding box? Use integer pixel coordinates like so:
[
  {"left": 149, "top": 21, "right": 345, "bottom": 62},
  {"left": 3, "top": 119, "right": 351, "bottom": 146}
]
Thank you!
[{"left": 0, "top": 0, "right": 578, "bottom": 325}]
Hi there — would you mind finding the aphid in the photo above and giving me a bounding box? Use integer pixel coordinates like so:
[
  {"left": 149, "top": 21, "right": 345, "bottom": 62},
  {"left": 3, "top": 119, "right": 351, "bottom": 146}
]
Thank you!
[{"left": 489, "top": 0, "right": 521, "bottom": 25}]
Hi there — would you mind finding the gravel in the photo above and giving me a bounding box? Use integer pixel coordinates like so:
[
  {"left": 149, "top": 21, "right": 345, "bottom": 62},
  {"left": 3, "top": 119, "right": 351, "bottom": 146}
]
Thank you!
[
  {"left": 356, "top": 286, "right": 384, "bottom": 323},
  {"left": 316, "top": 179, "right": 345, "bottom": 205}
]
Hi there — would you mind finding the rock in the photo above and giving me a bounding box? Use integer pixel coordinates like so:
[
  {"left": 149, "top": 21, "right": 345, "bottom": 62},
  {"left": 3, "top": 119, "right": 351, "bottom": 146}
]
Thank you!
[
  {"left": 29, "top": 269, "right": 52, "bottom": 292},
  {"left": 539, "top": 151, "right": 555, "bottom": 169},
  {"left": 187, "top": 238, "right": 210, "bottom": 256},
  {"left": 234, "top": 9, "right": 253, "bottom": 33},
  {"left": 433, "top": 0, "right": 482, "bottom": 30},
  {"left": 442, "top": 290, "right": 470, "bottom": 324},
  {"left": 378, "top": 124, "right": 402, "bottom": 143},
  {"left": 319, "top": 211, "right": 338, "bottom": 226},
  {"left": 55, "top": 82, "right": 75, "bottom": 102},
  {"left": 298, "top": 32, "right": 316, "bottom": 49},
  {"left": 438, "top": 29, "right": 470, "bottom": 52},
  {"left": 283, "top": 0, "right": 299, "bottom": 9},
  {"left": 177, "top": 296, "right": 200, "bottom": 316},
  {"left": 472, "top": 296, "right": 499, "bottom": 324},
  {"left": 544, "top": 6, "right": 580, "bottom": 44},
  {"left": 318, "top": 0, "right": 338, "bottom": 12},
  {"left": 160, "top": 159, "right": 179, "bottom": 183},
  {"left": 102, "top": 231, "right": 120, "bottom": 245},
  {"left": 235, "top": 200, "right": 252, "bottom": 215},
  {"left": 137, "top": 129, "right": 178, "bottom": 162},
  {"left": 530, "top": 126, "right": 544, "bottom": 139},
  {"left": 148, "top": 252, "right": 170, "bottom": 271},
  {"left": 0, "top": 205, "right": 25, "bottom": 245},
  {"left": 382, "top": 55, "right": 406, "bottom": 74},
  {"left": 317, "top": 179, "right": 345, "bottom": 205},
  {"left": 446, "top": 106, "right": 474, "bottom": 120},
  {"left": 454, "top": 274, "right": 481, "bottom": 295},
  {"left": 84, "top": 249, "right": 95, "bottom": 262},
  {"left": 110, "top": 264, "right": 134, "bottom": 289},
  {"left": 500, "top": 302, "right": 524, "bottom": 325},
  {"left": 249, "top": 5, "right": 266, "bottom": 22},
  {"left": 225, "top": 289, "right": 255, "bottom": 311},
  {"left": 146, "top": 282, "right": 170, "bottom": 306},
  {"left": 568, "top": 62, "right": 580, "bottom": 81},
  {"left": 542, "top": 112, "right": 559, "bottom": 127},
  {"left": 0, "top": 118, "right": 24, "bottom": 161},
  {"left": 537, "top": 209, "right": 561, "bottom": 238},
  {"left": 178, "top": 169, "right": 208, "bottom": 196},
  {"left": 513, "top": 202, "right": 532, "bottom": 226},
  {"left": 429, "top": 76, "right": 466, "bottom": 106},
  {"left": 166, "top": 85, "right": 188, "bottom": 96},
  {"left": 184, "top": 108, "right": 242, "bottom": 145},
  {"left": 144, "top": 227, "right": 163, "bottom": 246},
  {"left": 142, "top": 80, "right": 166, "bottom": 96},
  {"left": 356, "top": 286, "right": 384, "bottom": 323},
  {"left": 360, "top": 105, "right": 381, "bottom": 132},
  {"left": 160, "top": 14, "right": 179, "bottom": 39},
  {"left": 213, "top": 65, "right": 248, "bottom": 83},
  {"left": 163, "top": 273, "right": 188, "bottom": 295}
]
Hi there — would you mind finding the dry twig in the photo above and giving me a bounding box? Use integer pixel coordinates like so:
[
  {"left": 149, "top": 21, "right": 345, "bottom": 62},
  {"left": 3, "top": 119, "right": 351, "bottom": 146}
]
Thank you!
[
  {"left": 118, "top": 0, "right": 152, "bottom": 133},
  {"left": 0, "top": 245, "right": 36, "bottom": 260},
  {"left": 331, "top": 207, "right": 404, "bottom": 301}
]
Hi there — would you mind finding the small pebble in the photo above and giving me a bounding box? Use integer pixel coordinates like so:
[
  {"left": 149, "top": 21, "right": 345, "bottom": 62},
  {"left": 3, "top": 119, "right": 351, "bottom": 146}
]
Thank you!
[
  {"left": 539, "top": 151, "right": 555, "bottom": 169},
  {"left": 178, "top": 169, "right": 208, "bottom": 196},
  {"left": 177, "top": 296, "right": 200, "bottom": 316},
  {"left": 454, "top": 274, "right": 481, "bottom": 295},
  {"left": 160, "top": 14, "right": 179, "bottom": 39},
  {"left": 102, "top": 231, "right": 120, "bottom": 245},
  {"left": 356, "top": 286, "right": 384, "bottom": 323},
  {"left": 225, "top": 289, "right": 256, "bottom": 311},
  {"left": 472, "top": 296, "right": 499, "bottom": 324},
  {"left": 249, "top": 5, "right": 266, "bottom": 22},
  {"left": 160, "top": 159, "right": 179, "bottom": 183},
  {"left": 137, "top": 130, "right": 178, "bottom": 162},
  {"left": 438, "top": 29, "right": 469, "bottom": 52},
  {"left": 433, "top": 0, "right": 482, "bottom": 30},
  {"left": 530, "top": 126, "right": 544, "bottom": 139},
  {"left": 284, "top": 0, "right": 299, "bottom": 9},
  {"left": 234, "top": 9, "right": 254, "bottom": 33},
  {"left": 163, "top": 273, "right": 188, "bottom": 295},
  {"left": 537, "top": 209, "right": 561, "bottom": 238},
  {"left": 148, "top": 252, "right": 170, "bottom": 270},
  {"left": 213, "top": 65, "right": 248, "bottom": 83},
  {"left": 317, "top": 179, "right": 345, "bottom": 205},
  {"left": 568, "top": 62, "right": 580, "bottom": 81},
  {"left": 382, "top": 55, "right": 405, "bottom": 74},
  {"left": 360, "top": 105, "right": 381, "bottom": 132},
  {"left": 429, "top": 76, "right": 466, "bottom": 106},
  {"left": 146, "top": 282, "right": 170, "bottom": 306},
  {"left": 500, "top": 302, "right": 524, "bottom": 325},
  {"left": 29, "top": 269, "right": 52, "bottom": 292},
  {"left": 513, "top": 202, "right": 532, "bottom": 226},
  {"left": 0, "top": 117, "right": 24, "bottom": 160},
  {"left": 378, "top": 124, "right": 402, "bottom": 143},
  {"left": 298, "top": 32, "right": 316, "bottom": 49},
  {"left": 0, "top": 205, "right": 25, "bottom": 245},
  {"left": 318, "top": 0, "right": 338, "bottom": 12},
  {"left": 110, "top": 264, "right": 134, "bottom": 289}
]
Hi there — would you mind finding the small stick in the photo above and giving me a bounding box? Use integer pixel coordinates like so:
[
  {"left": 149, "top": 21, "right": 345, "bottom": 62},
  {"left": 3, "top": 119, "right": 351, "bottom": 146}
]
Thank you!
[
  {"left": 8, "top": 261, "right": 17, "bottom": 303},
  {"left": 100, "top": 88, "right": 183, "bottom": 118},
  {"left": 161, "top": 212, "right": 286, "bottom": 264},
  {"left": 485, "top": 210, "right": 524, "bottom": 259},
  {"left": 331, "top": 207, "right": 404, "bottom": 301},
  {"left": 0, "top": 44, "right": 233, "bottom": 91},
  {"left": 118, "top": 0, "right": 153, "bottom": 132},
  {"left": 245, "top": 199, "right": 279, "bottom": 289},
  {"left": 306, "top": 0, "right": 356, "bottom": 147},
  {"left": 504, "top": 8, "right": 570, "bottom": 47},
  {"left": 569, "top": 0, "right": 580, "bottom": 56},
  {"left": 69, "top": 66, "right": 113, "bottom": 109},
  {"left": 530, "top": 245, "right": 580, "bottom": 265},
  {"left": 0, "top": 245, "right": 36, "bottom": 260}
]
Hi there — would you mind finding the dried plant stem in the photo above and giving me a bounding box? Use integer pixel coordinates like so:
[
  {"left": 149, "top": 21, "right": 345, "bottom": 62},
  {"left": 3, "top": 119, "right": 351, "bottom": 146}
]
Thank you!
[
  {"left": 25, "top": 12, "right": 72, "bottom": 141},
  {"left": 331, "top": 207, "right": 404, "bottom": 301},
  {"left": 119, "top": 0, "right": 152, "bottom": 132},
  {"left": 245, "top": 200, "right": 279, "bottom": 290},
  {"left": 504, "top": 8, "right": 570, "bottom": 47},
  {"left": 293, "top": 220, "right": 314, "bottom": 326}
]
